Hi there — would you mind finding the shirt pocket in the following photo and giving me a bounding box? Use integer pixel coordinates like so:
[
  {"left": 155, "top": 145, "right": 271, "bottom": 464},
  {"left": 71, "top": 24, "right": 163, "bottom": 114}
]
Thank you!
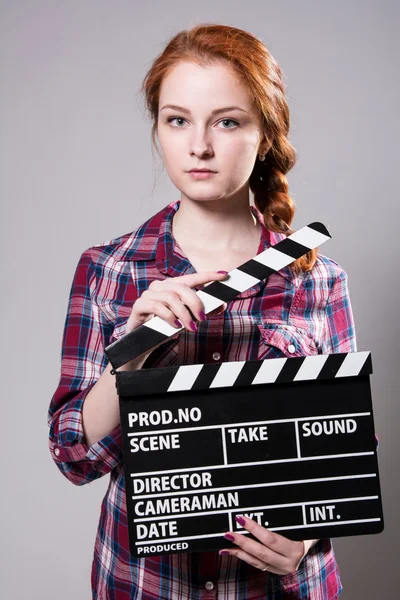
[{"left": 257, "top": 323, "right": 319, "bottom": 360}]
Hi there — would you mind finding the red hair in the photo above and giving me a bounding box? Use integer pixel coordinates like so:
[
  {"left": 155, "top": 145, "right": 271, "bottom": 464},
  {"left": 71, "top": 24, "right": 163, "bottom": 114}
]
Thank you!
[{"left": 140, "top": 23, "right": 317, "bottom": 273}]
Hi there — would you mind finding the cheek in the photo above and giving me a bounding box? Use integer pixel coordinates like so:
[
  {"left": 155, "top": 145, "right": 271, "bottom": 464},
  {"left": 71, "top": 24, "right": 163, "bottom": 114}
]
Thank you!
[
  {"left": 158, "top": 142, "right": 182, "bottom": 178},
  {"left": 223, "top": 131, "right": 259, "bottom": 161},
  {"left": 224, "top": 139, "right": 258, "bottom": 184},
  {"left": 164, "top": 156, "right": 184, "bottom": 186},
  {"left": 159, "top": 134, "right": 184, "bottom": 167},
  {"left": 158, "top": 130, "right": 178, "bottom": 161}
]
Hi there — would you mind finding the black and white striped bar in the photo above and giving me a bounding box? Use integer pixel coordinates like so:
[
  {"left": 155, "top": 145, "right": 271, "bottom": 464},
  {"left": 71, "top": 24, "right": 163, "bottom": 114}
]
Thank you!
[
  {"left": 105, "top": 222, "right": 331, "bottom": 370},
  {"left": 115, "top": 351, "right": 372, "bottom": 397},
  {"left": 115, "top": 351, "right": 383, "bottom": 557}
]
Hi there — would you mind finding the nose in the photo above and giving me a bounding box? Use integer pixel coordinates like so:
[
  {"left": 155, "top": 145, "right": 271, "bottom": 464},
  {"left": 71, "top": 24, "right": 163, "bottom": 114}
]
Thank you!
[{"left": 189, "top": 128, "right": 214, "bottom": 158}]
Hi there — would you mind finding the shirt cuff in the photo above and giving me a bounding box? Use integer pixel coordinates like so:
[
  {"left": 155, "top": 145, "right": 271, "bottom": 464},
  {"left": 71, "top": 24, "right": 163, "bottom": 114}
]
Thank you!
[{"left": 49, "top": 384, "right": 122, "bottom": 473}]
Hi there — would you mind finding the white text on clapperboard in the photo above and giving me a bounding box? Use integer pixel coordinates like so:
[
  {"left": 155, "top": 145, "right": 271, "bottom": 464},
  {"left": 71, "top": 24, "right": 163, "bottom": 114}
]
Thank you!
[{"left": 126, "top": 405, "right": 362, "bottom": 554}]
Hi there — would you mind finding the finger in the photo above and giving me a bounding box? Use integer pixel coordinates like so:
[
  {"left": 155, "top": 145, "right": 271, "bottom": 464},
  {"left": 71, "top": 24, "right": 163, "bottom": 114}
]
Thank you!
[
  {"left": 148, "top": 281, "right": 215, "bottom": 324},
  {"left": 151, "top": 270, "right": 229, "bottom": 286},
  {"left": 174, "top": 270, "right": 229, "bottom": 287},
  {"left": 147, "top": 282, "right": 205, "bottom": 321},
  {"left": 182, "top": 299, "right": 228, "bottom": 321},
  {"left": 223, "top": 531, "right": 291, "bottom": 573},
  {"left": 130, "top": 295, "right": 185, "bottom": 331},
  {"left": 139, "top": 291, "right": 202, "bottom": 332},
  {"left": 235, "top": 515, "right": 303, "bottom": 559},
  {"left": 149, "top": 272, "right": 229, "bottom": 321},
  {"left": 150, "top": 270, "right": 229, "bottom": 296}
]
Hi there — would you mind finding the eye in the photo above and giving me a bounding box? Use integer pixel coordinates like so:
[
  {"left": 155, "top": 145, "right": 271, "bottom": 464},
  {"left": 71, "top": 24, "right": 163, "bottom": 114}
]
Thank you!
[
  {"left": 218, "top": 119, "right": 239, "bottom": 129},
  {"left": 166, "top": 117, "right": 239, "bottom": 129},
  {"left": 167, "top": 116, "right": 187, "bottom": 127}
]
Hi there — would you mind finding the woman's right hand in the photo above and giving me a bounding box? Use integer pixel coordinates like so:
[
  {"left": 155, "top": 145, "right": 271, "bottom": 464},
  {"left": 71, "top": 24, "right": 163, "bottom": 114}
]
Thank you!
[
  {"left": 122, "top": 270, "right": 229, "bottom": 369},
  {"left": 127, "top": 270, "right": 229, "bottom": 333}
]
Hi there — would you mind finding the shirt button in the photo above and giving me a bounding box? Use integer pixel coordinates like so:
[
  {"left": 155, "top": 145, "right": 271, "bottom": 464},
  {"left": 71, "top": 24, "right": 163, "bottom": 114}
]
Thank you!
[
  {"left": 212, "top": 352, "right": 221, "bottom": 361},
  {"left": 205, "top": 581, "right": 214, "bottom": 590},
  {"left": 54, "top": 447, "right": 60, "bottom": 457},
  {"left": 288, "top": 344, "right": 296, "bottom": 354}
]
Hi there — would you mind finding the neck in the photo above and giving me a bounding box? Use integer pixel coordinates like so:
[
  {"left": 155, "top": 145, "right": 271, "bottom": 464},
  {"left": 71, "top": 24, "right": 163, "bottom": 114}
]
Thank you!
[{"left": 172, "top": 194, "right": 260, "bottom": 253}]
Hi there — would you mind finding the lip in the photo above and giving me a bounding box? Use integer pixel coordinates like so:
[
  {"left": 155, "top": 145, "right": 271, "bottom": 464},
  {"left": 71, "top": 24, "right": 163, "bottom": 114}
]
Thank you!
[
  {"left": 188, "top": 169, "right": 217, "bottom": 173},
  {"left": 189, "top": 171, "right": 216, "bottom": 179}
]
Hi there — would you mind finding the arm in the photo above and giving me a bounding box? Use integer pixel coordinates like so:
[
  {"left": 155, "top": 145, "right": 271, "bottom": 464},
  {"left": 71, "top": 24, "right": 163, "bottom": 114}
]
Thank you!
[
  {"left": 301, "top": 270, "right": 356, "bottom": 549},
  {"left": 47, "top": 250, "right": 129, "bottom": 485},
  {"left": 292, "top": 271, "right": 377, "bottom": 553}
]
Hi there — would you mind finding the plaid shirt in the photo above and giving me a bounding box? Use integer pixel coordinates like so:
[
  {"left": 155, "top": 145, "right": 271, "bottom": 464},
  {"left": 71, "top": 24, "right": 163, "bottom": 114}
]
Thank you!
[{"left": 48, "top": 200, "right": 357, "bottom": 599}]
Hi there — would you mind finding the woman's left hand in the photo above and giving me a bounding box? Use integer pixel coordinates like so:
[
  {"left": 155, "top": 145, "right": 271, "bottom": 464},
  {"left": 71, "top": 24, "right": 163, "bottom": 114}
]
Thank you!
[{"left": 219, "top": 515, "right": 315, "bottom": 575}]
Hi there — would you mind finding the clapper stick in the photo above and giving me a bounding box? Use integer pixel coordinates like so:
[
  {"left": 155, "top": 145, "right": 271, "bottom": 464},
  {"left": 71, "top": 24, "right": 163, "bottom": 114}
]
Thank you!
[{"left": 105, "top": 222, "right": 331, "bottom": 370}]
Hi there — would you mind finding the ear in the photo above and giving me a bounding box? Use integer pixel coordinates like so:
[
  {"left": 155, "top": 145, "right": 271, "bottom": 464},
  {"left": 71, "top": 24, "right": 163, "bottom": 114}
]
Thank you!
[{"left": 259, "top": 136, "right": 273, "bottom": 156}]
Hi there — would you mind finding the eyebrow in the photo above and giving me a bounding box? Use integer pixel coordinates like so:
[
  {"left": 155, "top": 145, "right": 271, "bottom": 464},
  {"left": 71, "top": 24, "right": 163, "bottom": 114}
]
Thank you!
[{"left": 160, "top": 104, "right": 248, "bottom": 115}]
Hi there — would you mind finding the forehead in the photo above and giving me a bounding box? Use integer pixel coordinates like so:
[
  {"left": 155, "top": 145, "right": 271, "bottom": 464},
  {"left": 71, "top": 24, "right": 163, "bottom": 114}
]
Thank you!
[{"left": 159, "top": 61, "right": 255, "bottom": 112}]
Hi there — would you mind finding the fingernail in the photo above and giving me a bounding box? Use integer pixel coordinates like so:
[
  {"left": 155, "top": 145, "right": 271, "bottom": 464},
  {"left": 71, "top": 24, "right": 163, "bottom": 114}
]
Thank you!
[
  {"left": 219, "top": 550, "right": 230, "bottom": 555},
  {"left": 235, "top": 515, "right": 246, "bottom": 526},
  {"left": 189, "top": 320, "right": 198, "bottom": 331},
  {"left": 224, "top": 533, "right": 235, "bottom": 541},
  {"left": 174, "top": 319, "right": 183, "bottom": 328},
  {"left": 217, "top": 270, "right": 228, "bottom": 274},
  {"left": 199, "top": 310, "right": 206, "bottom": 321}
]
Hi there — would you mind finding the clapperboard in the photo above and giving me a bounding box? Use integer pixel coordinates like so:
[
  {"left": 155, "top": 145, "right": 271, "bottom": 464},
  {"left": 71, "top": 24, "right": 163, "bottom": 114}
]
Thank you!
[{"left": 104, "top": 222, "right": 384, "bottom": 558}]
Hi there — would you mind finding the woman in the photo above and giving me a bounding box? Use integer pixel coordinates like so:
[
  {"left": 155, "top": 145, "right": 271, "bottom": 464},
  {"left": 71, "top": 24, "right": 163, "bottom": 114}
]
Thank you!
[{"left": 48, "top": 24, "right": 356, "bottom": 599}]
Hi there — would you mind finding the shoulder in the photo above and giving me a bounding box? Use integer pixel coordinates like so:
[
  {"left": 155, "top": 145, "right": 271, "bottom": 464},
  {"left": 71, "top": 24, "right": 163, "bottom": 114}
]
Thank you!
[
  {"left": 81, "top": 202, "right": 174, "bottom": 268},
  {"left": 304, "top": 252, "right": 350, "bottom": 295},
  {"left": 312, "top": 252, "right": 346, "bottom": 278}
]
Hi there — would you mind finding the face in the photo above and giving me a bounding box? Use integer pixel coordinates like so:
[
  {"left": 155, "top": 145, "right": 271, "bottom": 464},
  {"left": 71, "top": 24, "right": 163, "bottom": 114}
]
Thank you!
[{"left": 157, "top": 61, "right": 265, "bottom": 205}]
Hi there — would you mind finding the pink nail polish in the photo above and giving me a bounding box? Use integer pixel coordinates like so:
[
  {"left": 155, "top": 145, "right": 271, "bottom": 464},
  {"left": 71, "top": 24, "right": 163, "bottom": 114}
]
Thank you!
[
  {"left": 199, "top": 310, "right": 206, "bottom": 321},
  {"left": 189, "top": 320, "right": 198, "bottom": 331},
  {"left": 235, "top": 515, "right": 246, "bottom": 526},
  {"left": 224, "top": 533, "right": 235, "bottom": 541},
  {"left": 219, "top": 550, "right": 230, "bottom": 555},
  {"left": 174, "top": 319, "right": 183, "bottom": 328},
  {"left": 217, "top": 270, "right": 228, "bottom": 274}
]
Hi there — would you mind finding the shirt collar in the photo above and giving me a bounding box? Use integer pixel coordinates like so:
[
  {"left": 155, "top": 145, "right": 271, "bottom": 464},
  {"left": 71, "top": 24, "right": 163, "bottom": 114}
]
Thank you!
[{"left": 121, "top": 199, "right": 297, "bottom": 288}]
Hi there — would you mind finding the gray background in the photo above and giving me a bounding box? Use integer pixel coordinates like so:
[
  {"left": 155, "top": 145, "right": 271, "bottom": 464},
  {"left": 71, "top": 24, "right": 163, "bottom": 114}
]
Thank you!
[{"left": 2, "top": 1, "right": 398, "bottom": 598}]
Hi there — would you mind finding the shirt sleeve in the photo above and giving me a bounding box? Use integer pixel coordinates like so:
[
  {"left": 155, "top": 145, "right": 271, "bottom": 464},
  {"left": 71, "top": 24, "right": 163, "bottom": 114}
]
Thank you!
[
  {"left": 320, "top": 270, "right": 378, "bottom": 449},
  {"left": 47, "top": 250, "right": 123, "bottom": 485},
  {"left": 320, "top": 269, "right": 357, "bottom": 354}
]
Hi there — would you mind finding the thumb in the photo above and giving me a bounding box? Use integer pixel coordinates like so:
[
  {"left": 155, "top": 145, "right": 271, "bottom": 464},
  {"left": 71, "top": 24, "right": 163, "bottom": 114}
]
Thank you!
[{"left": 208, "top": 302, "right": 228, "bottom": 318}]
